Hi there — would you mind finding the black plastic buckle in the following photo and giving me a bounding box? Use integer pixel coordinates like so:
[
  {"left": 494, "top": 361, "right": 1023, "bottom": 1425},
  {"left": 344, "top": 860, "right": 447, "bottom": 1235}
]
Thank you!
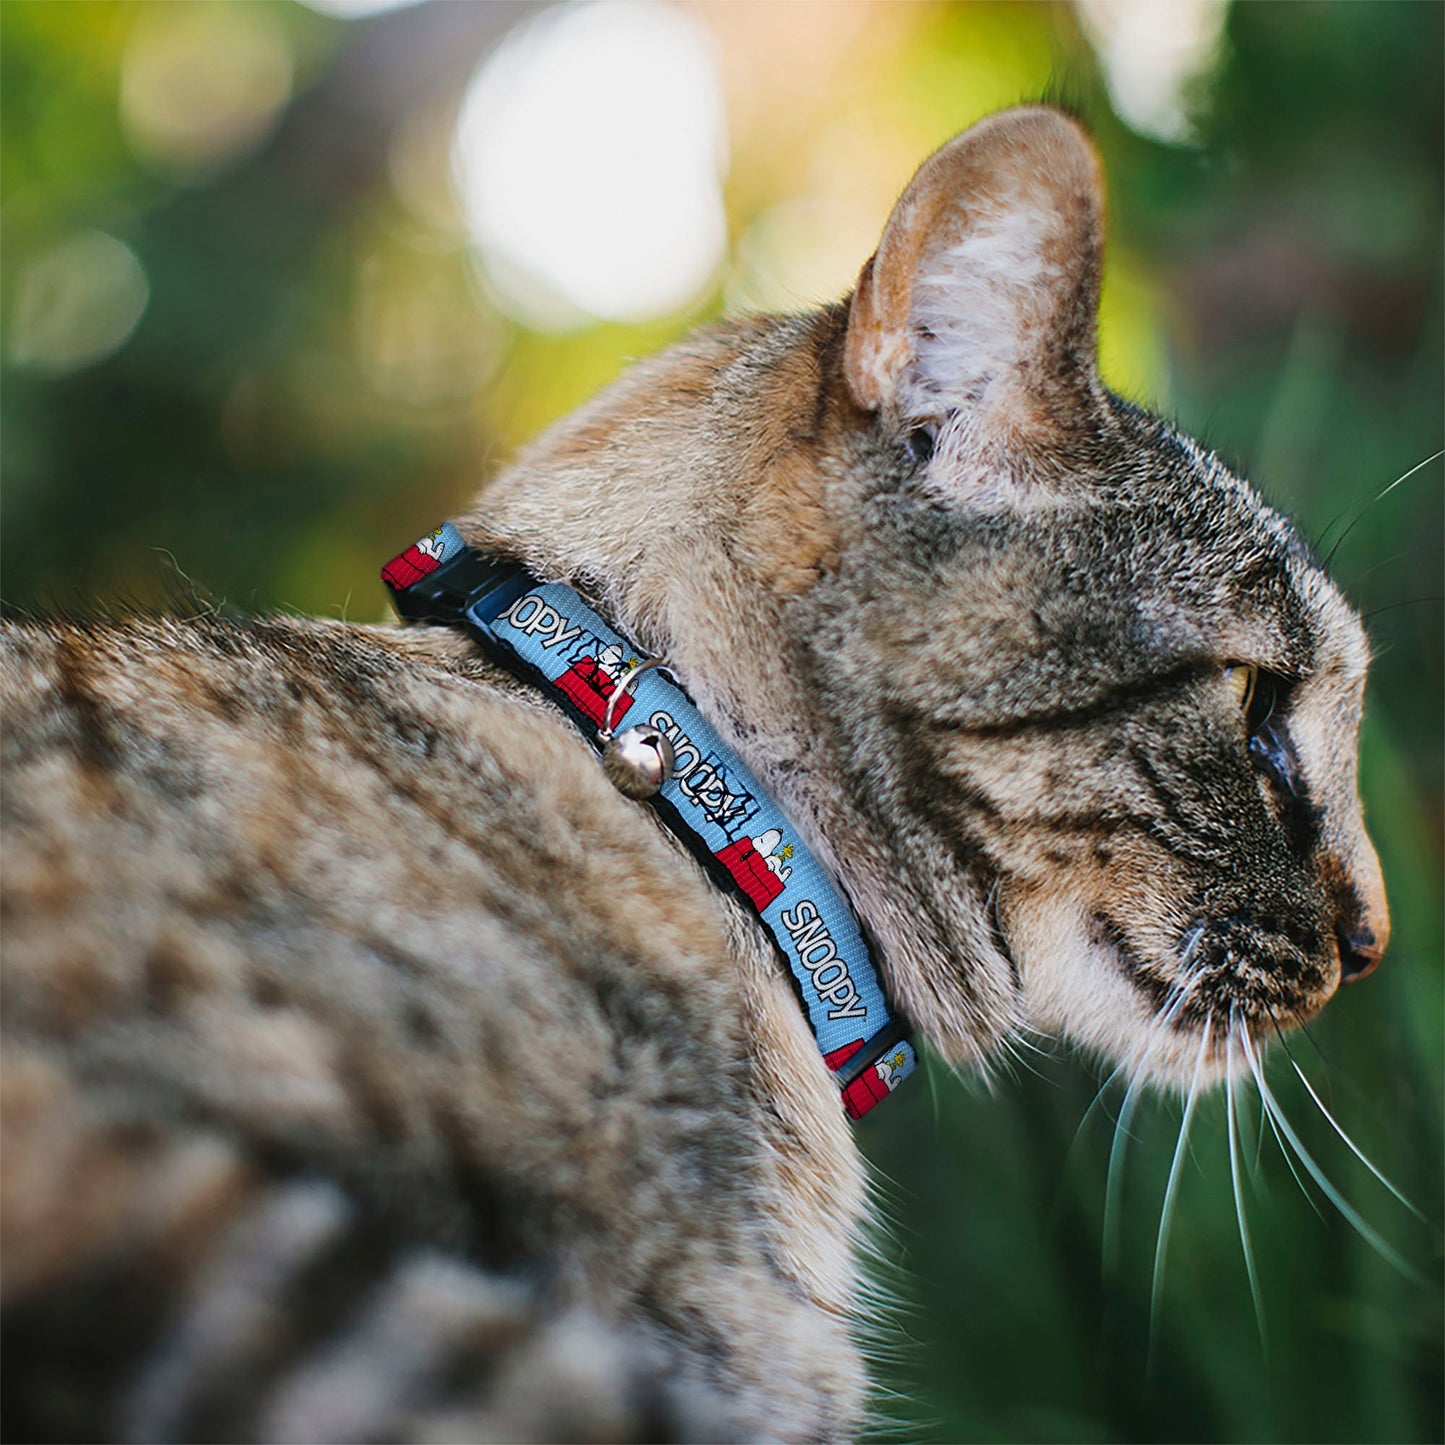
[
  {"left": 387, "top": 549, "right": 517, "bottom": 625},
  {"left": 831, "top": 1016, "right": 914, "bottom": 1090}
]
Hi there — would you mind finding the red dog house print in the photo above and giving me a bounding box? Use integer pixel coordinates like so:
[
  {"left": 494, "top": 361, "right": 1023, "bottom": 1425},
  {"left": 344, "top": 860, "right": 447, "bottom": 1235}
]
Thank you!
[
  {"left": 381, "top": 526, "right": 462, "bottom": 591},
  {"left": 382, "top": 542, "right": 442, "bottom": 590},
  {"left": 840, "top": 1067, "right": 891, "bottom": 1120},
  {"left": 557, "top": 657, "right": 633, "bottom": 729},
  {"left": 824, "top": 1040, "right": 865, "bottom": 1072},
  {"left": 822, "top": 1039, "right": 890, "bottom": 1119},
  {"left": 714, "top": 836, "right": 785, "bottom": 912}
]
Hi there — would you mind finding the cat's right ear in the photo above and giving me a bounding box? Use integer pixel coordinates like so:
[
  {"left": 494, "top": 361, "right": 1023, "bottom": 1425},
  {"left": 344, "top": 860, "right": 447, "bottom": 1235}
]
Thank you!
[{"left": 844, "top": 107, "right": 1105, "bottom": 449}]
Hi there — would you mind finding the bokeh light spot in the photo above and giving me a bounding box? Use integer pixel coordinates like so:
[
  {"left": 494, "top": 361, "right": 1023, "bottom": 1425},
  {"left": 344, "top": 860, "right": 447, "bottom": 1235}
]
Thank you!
[
  {"left": 1077, "top": 0, "right": 1230, "bottom": 144},
  {"left": 298, "top": 0, "right": 430, "bottom": 16},
  {"left": 9, "top": 231, "right": 150, "bottom": 374},
  {"left": 452, "top": 0, "right": 728, "bottom": 329},
  {"left": 120, "top": 3, "right": 294, "bottom": 179}
]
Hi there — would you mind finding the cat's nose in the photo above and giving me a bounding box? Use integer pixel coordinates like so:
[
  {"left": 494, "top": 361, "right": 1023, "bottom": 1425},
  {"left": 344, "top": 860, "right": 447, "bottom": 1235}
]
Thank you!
[
  {"left": 1336, "top": 922, "right": 1384, "bottom": 983},
  {"left": 1335, "top": 837, "right": 1389, "bottom": 984}
]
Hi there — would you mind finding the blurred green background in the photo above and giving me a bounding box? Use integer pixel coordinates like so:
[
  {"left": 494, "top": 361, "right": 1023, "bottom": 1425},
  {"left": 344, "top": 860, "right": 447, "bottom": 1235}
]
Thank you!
[{"left": 2, "top": 1, "right": 1439, "bottom": 1440}]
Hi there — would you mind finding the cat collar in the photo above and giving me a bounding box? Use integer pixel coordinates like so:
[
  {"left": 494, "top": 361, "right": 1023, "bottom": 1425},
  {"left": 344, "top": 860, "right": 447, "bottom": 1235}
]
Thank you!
[{"left": 382, "top": 523, "right": 918, "bottom": 1120}]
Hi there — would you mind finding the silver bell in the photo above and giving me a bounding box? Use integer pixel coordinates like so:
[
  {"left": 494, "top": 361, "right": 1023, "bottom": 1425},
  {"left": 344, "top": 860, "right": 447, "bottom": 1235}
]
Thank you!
[{"left": 602, "top": 724, "right": 676, "bottom": 799}]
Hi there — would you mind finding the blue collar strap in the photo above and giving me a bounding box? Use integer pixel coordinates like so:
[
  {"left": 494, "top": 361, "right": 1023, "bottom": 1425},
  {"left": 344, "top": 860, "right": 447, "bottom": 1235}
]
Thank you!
[{"left": 383, "top": 523, "right": 917, "bottom": 1119}]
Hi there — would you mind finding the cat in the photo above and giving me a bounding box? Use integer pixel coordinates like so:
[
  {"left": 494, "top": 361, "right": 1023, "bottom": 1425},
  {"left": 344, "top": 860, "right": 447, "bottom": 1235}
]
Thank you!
[{"left": 0, "top": 106, "right": 1388, "bottom": 1443}]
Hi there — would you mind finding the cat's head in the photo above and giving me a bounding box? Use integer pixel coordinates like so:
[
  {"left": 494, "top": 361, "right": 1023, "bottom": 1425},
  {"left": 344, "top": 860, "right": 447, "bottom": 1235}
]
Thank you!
[
  {"left": 801, "top": 107, "right": 1388, "bottom": 1088},
  {"left": 474, "top": 107, "right": 1387, "bottom": 1094}
]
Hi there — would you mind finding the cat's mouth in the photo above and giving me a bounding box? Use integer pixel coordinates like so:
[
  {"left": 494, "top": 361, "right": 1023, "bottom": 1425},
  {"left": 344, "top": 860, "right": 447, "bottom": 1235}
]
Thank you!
[
  {"left": 1093, "top": 910, "right": 1338, "bottom": 1050},
  {"left": 1006, "top": 890, "right": 1345, "bottom": 1091}
]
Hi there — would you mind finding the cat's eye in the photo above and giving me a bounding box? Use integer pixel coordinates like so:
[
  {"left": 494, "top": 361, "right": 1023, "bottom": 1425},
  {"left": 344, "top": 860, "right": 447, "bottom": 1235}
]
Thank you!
[
  {"left": 1224, "top": 663, "right": 1277, "bottom": 733},
  {"left": 1225, "top": 663, "right": 1256, "bottom": 713}
]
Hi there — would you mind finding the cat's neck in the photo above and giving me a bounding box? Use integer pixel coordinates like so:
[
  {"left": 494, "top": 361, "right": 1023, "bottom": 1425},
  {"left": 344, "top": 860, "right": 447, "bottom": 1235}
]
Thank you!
[
  {"left": 458, "top": 308, "right": 850, "bottom": 798},
  {"left": 466, "top": 312, "right": 845, "bottom": 600},
  {"left": 452, "top": 306, "right": 1015, "bottom": 1067}
]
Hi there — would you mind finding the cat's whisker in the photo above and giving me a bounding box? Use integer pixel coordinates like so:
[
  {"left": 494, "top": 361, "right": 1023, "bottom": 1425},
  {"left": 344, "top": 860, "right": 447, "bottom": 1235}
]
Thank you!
[
  {"left": 1148, "top": 1022, "right": 1211, "bottom": 1358},
  {"left": 1239, "top": 1032, "right": 1424, "bottom": 1286},
  {"left": 1225, "top": 1028, "right": 1317, "bottom": 1208},
  {"left": 1141, "top": 970, "right": 1206, "bottom": 1073},
  {"left": 1004, "top": 1030, "right": 1051, "bottom": 1059},
  {"left": 1360, "top": 595, "right": 1445, "bottom": 623},
  {"left": 1179, "top": 919, "right": 1206, "bottom": 970},
  {"left": 1227, "top": 1015, "right": 1266, "bottom": 1348},
  {"left": 1251, "top": 1084, "right": 1268, "bottom": 1178},
  {"left": 920, "top": 1052, "right": 945, "bottom": 1126},
  {"left": 1266, "top": 1019, "right": 1425, "bottom": 1222},
  {"left": 1319, "top": 448, "right": 1443, "bottom": 568},
  {"left": 1293, "top": 1016, "right": 1331, "bottom": 1071},
  {"left": 1145, "top": 976, "right": 1198, "bottom": 1053},
  {"left": 1344, "top": 545, "right": 1445, "bottom": 594},
  {"left": 1254, "top": 1074, "right": 1327, "bottom": 1222},
  {"left": 995, "top": 1034, "right": 1053, "bottom": 1086},
  {"left": 1231, "top": 1066, "right": 1267, "bottom": 1184},
  {"left": 1101, "top": 1075, "right": 1142, "bottom": 1283},
  {"left": 1070, "top": 1061, "right": 1126, "bottom": 1165},
  {"left": 1155, "top": 983, "right": 1189, "bottom": 1026},
  {"left": 1098, "top": 970, "right": 1204, "bottom": 1280},
  {"left": 1237, "top": 1029, "right": 1320, "bottom": 1208}
]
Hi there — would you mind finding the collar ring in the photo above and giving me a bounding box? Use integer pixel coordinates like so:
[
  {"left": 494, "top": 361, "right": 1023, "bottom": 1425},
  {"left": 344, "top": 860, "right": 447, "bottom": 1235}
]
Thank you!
[{"left": 598, "top": 655, "right": 670, "bottom": 741}]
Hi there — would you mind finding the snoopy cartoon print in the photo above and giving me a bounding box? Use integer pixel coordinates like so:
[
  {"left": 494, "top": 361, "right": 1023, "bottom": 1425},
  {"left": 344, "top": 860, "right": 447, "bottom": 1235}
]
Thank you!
[
  {"left": 752, "top": 828, "right": 792, "bottom": 885},
  {"left": 875, "top": 1049, "right": 910, "bottom": 1093},
  {"left": 595, "top": 643, "right": 627, "bottom": 684}
]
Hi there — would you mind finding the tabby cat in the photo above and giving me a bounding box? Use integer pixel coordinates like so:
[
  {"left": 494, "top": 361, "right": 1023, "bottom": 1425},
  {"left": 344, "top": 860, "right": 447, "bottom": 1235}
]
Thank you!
[{"left": 1, "top": 107, "right": 1387, "bottom": 1442}]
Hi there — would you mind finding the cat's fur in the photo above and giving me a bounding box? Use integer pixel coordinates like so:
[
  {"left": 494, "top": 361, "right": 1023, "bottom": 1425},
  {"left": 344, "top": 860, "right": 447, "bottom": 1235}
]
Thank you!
[{"left": 1, "top": 108, "right": 1387, "bottom": 1442}]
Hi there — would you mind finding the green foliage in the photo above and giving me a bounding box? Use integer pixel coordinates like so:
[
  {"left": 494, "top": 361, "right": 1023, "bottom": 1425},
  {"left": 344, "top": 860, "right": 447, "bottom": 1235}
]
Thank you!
[{"left": 2, "top": 2, "right": 1438, "bottom": 1440}]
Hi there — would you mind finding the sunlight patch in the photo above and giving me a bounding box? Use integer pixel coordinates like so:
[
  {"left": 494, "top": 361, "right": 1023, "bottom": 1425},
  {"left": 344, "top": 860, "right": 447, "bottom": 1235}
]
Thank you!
[
  {"left": 1076, "top": 0, "right": 1229, "bottom": 145},
  {"left": 451, "top": 1, "right": 728, "bottom": 330}
]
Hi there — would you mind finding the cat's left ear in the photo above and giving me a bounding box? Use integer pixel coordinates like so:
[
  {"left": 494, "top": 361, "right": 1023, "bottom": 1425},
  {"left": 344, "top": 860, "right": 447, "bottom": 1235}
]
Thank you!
[{"left": 844, "top": 107, "right": 1104, "bottom": 445}]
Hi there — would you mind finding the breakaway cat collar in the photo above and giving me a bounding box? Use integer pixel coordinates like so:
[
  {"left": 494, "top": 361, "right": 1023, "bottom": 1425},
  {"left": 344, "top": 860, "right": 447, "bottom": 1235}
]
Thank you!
[{"left": 383, "top": 523, "right": 917, "bottom": 1120}]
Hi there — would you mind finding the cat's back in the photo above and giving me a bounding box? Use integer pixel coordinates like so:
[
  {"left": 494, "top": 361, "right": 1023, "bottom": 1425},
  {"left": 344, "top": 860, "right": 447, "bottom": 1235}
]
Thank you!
[
  {"left": 0, "top": 611, "right": 858, "bottom": 1442},
  {"left": 3, "top": 609, "right": 718, "bottom": 981},
  {"left": 2, "top": 609, "right": 732, "bottom": 1053}
]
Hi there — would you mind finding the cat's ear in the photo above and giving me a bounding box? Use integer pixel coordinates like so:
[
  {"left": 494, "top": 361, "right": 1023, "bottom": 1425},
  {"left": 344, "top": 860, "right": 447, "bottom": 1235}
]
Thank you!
[{"left": 844, "top": 107, "right": 1104, "bottom": 443}]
